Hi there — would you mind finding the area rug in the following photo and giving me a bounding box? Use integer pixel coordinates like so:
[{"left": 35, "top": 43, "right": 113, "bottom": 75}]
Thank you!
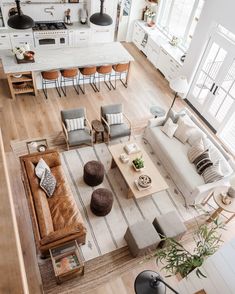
[{"left": 60, "top": 138, "right": 203, "bottom": 262}]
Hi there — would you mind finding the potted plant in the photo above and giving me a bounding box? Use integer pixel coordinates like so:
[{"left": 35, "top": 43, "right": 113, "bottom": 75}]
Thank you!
[
  {"left": 155, "top": 219, "right": 224, "bottom": 279},
  {"left": 132, "top": 156, "right": 144, "bottom": 171}
]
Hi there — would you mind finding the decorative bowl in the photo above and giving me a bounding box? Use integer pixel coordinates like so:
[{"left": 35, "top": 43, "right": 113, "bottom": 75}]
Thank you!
[
  {"left": 24, "top": 51, "right": 35, "bottom": 60},
  {"left": 138, "top": 175, "right": 152, "bottom": 188}
]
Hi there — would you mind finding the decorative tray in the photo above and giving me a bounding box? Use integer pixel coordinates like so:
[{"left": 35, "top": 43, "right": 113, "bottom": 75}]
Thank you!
[
  {"left": 134, "top": 179, "right": 152, "bottom": 191},
  {"left": 15, "top": 55, "right": 35, "bottom": 64}
]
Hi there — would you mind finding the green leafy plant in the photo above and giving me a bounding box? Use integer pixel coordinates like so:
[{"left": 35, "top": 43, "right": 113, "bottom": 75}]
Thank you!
[
  {"left": 133, "top": 156, "right": 144, "bottom": 169},
  {"left": 155, "top": 219, "right": 224, "bottom": 279}
]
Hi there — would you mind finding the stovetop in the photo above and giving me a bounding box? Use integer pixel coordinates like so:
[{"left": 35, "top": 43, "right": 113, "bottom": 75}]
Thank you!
[{"left": 33, "top": 22, "right": 67, "bottom": 31}]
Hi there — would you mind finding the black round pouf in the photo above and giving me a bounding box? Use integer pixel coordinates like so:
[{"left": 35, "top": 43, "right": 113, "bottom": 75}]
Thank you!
[
  {"left": 90, "top": 188, "right": 113, "bottom": 216},
  {"left": 83, "top": 160, "right": 105, "bottom": 186}
]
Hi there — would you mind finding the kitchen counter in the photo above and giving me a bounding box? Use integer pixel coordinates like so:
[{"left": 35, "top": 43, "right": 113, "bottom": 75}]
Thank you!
[{"left": 1, "top": 42, "right": 134, "bottom": 74}]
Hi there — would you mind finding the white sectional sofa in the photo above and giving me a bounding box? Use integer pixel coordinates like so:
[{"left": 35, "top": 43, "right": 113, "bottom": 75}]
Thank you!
[{"left": 144, "top": 110, "right": 235, "bottom": 205}]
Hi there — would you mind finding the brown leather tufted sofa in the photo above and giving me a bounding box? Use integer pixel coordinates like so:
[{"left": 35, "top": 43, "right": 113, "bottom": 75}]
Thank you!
[{"left": 20, "top": 150, "right": 86, "bottom": 255}]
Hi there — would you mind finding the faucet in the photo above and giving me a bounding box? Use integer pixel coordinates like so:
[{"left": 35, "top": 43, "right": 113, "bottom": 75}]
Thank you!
[{"left": 44, "top": 6, "right": 55, "bottom": 17}]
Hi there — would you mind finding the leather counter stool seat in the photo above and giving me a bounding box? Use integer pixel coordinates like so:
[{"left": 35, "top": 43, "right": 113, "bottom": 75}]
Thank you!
[
  {"left": 90, "top": 188, "right": 113, "bottom": 216},
  {"left": 97, "top": 65, "right": 113, "bottom": 90},
  {"left": 83, "top": 160, "right": 105, "bottom": 186},
  {"left": 78, "top": 66, "right": 98, "bottom": 94},
  {"left": 60, "top": 68, "right": 79, "bottom": 96},
  {"left": 112, "top": 63, "right": 129, "bottom": 89},
  {"left": 41, "top": 70, "right": 61, "bottom": 99}
]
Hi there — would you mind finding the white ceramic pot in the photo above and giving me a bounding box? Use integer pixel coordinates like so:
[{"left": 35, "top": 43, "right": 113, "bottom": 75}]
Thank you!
[{"left": 16, "top": 52, "right": 24, "bottom": 60}]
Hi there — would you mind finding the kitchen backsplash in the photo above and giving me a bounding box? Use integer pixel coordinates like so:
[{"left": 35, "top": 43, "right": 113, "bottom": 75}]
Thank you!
[{"left": 2, "top": 1, "right": 87, "bottom": 23}]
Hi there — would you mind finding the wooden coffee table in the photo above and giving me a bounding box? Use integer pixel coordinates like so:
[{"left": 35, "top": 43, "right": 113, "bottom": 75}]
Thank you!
[{"left": 108, "top": 142, "right": 168, "bottom": 199}]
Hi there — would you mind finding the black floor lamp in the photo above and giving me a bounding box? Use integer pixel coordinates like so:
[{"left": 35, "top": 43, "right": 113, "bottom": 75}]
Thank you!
[{"left": 134, "top": 270, "right": 179, "bottom": 294}]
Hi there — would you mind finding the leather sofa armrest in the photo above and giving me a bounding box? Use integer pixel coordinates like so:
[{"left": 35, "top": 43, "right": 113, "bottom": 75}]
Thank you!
[{"left": 40, "top": 224, "right": 86, "bottom": 246}]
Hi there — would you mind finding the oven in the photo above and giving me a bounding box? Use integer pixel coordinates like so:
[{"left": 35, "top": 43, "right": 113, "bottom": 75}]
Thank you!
[{"left": 34, "top": 31, "right": 68, "bottom": 48}]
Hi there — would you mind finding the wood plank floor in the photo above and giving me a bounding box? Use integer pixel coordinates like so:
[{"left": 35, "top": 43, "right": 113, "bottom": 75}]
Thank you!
[{"left": 1, "top": 43, "right": 235, "bottom": 294}]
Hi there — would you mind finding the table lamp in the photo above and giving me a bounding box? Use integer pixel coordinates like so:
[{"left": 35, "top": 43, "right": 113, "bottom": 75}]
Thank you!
[
  {"left": 169, "top": 76, "right": 189, "bottom": 112},
  {"left": 134, "top": 270, "right": 179, "bottom": 294}
]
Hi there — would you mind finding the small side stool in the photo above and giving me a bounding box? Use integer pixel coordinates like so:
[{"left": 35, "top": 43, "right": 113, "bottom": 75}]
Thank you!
[
  {"left": 83, "top": 160, "right": 105, "bottom": 186},
  {"left": 152, "top": 211, "right": 187, "bottom": 246},
  {"left": 90, "top": 188, "right": 113, "bottom": 216},
  {"left": 92, "top": 119, "right": 105, "bottom": 143},
  {"left": 124, "top": 220, "right": 161, "bottom": 257}
]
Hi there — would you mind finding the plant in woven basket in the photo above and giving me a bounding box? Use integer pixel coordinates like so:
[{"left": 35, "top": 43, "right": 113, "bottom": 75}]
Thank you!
[{"left": 155, "top": 219, "right": 224, "bottom": 279}]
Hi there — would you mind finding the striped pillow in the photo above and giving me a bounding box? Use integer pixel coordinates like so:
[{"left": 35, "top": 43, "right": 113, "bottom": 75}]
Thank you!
[
  {"left": 66, "top": 117, "right": 85, "bottom": 132},
  {"left": 194, "top": 151, "right": 213, "bottom": 175},
  {"left": 202, "top": 161, "right": 224, "bottom": 183},
  {"left": 187, "top": 139, "right": 205, "bottom": 163},
  {"left": 106, "top": 113, "right": 123, "bottom": 125}
]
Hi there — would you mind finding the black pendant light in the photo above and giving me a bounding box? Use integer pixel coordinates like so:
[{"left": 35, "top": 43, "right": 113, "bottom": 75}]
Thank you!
[
  {"left": 8, "top": 0, "right": 34, "bottom": 30},
  {"left": 90, "top": 0, "right": 113, "bottom": 26}
]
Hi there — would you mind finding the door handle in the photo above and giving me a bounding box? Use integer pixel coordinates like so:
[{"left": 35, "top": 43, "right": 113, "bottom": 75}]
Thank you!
[
  {"left": 213, "top": 85, "right": 218, "bottom": 95},
  {"left": 210, "top": 82, "right": 215, "bottom": 92}
]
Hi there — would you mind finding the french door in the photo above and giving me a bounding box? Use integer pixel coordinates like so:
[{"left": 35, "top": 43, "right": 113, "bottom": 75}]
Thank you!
[{"left": 188, "top": 32, "right": 235, "bottom": 131}]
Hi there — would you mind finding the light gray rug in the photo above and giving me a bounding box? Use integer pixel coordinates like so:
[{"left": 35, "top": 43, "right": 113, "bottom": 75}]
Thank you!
[{"left": 61, "top": 138, "right": 203, "bottom": 262}]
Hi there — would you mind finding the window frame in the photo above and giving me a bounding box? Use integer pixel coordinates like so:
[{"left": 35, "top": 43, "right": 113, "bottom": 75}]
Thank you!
[{"left": 157, "top": 0, "right": 202, "bottom": 51}]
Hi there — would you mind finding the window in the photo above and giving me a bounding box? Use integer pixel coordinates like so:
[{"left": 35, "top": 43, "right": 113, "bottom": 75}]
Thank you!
[
  {"left": 157, "top": 0, "right": 204, "bottom": 50},
  {"left": 219, "top": 113, "right": 235, "bottom": 155}
]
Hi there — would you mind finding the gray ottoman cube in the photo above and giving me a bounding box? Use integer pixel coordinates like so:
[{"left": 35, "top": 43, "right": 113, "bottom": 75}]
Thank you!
[
  {"left": 152, "top": 211, "right": 187, "bottom": 245},
  {"left": 124, "top": 220, "right": 161, "bottom": 257}
]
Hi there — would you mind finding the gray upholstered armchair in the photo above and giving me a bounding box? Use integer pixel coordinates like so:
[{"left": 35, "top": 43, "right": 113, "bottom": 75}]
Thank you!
[
  {"left": 61, "top": 108, "right": 93, "bottom": 150},
  {"left": 100, "top": 103, "right": 131, "bottom": 143}
]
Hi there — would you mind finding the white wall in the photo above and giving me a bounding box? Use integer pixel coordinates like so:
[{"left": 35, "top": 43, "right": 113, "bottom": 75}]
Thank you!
[{"left": 182, "top": 0, "right": 235, "bottom": 84}]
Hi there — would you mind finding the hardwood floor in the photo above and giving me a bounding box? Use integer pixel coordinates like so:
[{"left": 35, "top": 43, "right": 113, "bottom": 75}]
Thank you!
[{"left": 1, "top": 43, "right": 235, "bottom": 294}]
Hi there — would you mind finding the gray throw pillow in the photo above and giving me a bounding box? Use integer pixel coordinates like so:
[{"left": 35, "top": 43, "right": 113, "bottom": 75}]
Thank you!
[{"left": 40, "top": 169, "right": 56, "bottom": 197}]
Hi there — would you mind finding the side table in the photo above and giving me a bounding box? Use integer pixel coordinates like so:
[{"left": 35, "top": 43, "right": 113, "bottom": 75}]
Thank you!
[
  {"left": 49, "top": 240, "right": 85, "bottom": 284},
  {"left": 26, "top": 138, "right": 48, "bottom": 154},
  {"left": 92, "top": 119, "right": 105, "bottom": 143},
  {"left": 203, "top": 191, "right": 235, "bottom": 224}
]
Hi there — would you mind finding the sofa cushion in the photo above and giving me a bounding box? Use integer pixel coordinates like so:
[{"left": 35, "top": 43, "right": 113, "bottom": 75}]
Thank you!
[
  {"left": 193, "top": 151, "right": 213, "bottom": 175},
  {"left": 48, "top": 165, "right": 85, "bottom": 231},
  {"left": 161, "top": 118, "right": 178, "bottom": 138},
  {"left": 66, "top": 117, "right": 85, "bottom": 132},
  {"left": 106, "top": 112, "right": 123, "bottom": 125},
  {"left": 203, "top": 138, "right": 233, "bottom": 177},
  {"left": 174, "top": 116, "right": 195, "bottom": 143},
  {"left": 148, "top": 127, "right": 204, "bottom": 192}
]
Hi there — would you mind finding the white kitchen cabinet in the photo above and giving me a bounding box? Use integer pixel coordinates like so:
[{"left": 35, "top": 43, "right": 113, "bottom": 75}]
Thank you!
[
  {"left": 132, "top": 22, "right": 145, "bottom": 51},
  {"left": 90, "top": 27, "right": 114, "bottom": 43},
  {"left": 147, "top": 41, "right": 160, "bottom": 68},
  {"left": 69, "top": 29, "right": 90, "bottom": 46},
  {"left": 0, "top": 33, "right": 11, "bottom": 49},
  {"left": 157, "top": 48, "right": 181, "bottom": 81},
  {"left": 10, "top": 32, "right": 35, "bottom": 49}
]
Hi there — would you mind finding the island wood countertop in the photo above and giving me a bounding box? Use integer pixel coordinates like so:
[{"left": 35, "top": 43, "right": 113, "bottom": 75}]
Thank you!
[{"left": 1, "top": 42, "right": 135, "bottom": 74}]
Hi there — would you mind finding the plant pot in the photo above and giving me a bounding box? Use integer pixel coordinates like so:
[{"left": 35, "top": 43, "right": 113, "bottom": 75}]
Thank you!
[{"left": 132, "top": 162, "right": 144, "bottom": 172}]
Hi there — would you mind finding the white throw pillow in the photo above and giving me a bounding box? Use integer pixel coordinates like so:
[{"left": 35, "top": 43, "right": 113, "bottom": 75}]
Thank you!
[
  {"left": 187, "top": 139, "right": 205, "bottom": 163},
  {"left": 35, "top": 158, "right": 50, "bottom": 179},
  {"left": 188, "top": 128, "right": 207, "bottom": 146},
  {"left": 161, "top": 118, "right": 178, "bottom": 138},
  {"left": 106, "top": 113, "right": 123, "bottom": 125},
  {"left": 174, "top": 116, "right": 195, "bottom": 144},
  {"left": 66, "top": 117, "right": 85, "bottom": 132}
]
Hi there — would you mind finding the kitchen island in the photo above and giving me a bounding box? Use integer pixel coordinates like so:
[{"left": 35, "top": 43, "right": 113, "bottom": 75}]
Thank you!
[{"left": 1, "top": 42, "right": 134, "bottom": 98}]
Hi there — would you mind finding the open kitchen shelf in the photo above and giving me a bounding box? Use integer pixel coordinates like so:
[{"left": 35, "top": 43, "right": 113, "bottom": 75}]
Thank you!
[{"left": 7, "top": 71, "right": 37, "bottom": 99}]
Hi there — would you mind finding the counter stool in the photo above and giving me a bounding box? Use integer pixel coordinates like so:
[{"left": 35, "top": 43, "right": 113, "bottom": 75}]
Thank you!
[
  {"left": 112, "top": 63, "right": 129, "bottom": 89},
  {"left": 97, "top": 65, "right": 113, "bottom": 91},
  {"left": 60, "top": 68, "right": 79, "bottom": 96},
  {"left": 41, "top": 70, "right": 61, "bottom": 99},
  {"left": 78, "top": 66, "right": 98, "bottom": 94}
]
